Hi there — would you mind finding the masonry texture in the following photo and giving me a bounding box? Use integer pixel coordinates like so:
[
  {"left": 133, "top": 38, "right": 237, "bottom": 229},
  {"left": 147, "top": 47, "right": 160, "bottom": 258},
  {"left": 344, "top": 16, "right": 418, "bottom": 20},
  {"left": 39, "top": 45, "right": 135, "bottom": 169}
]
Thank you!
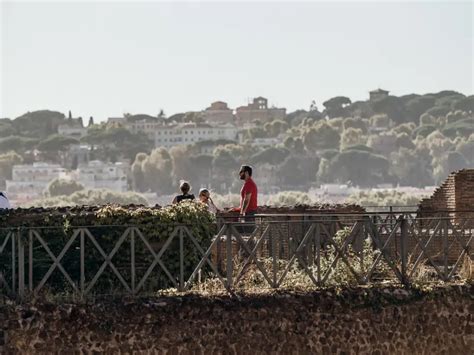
[
  {"left": 419, "top": 168, "right": 474, "bottom": 224},
  {"left": 1, "top": 284, "right": 472, "bottom": 354},
  {"left": 416, "top": 169, "right": 474, "bottom": 263}
]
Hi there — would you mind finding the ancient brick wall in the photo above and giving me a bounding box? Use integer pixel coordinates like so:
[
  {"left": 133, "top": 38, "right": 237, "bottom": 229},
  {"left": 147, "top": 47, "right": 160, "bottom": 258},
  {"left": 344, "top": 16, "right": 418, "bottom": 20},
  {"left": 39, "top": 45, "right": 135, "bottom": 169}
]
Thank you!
[
  {"left": 415, "top": 169, "right": 474, "bottom": 263},
  {"left": 454, "top": 169, "right": 474, "bottom": 222},
  {"left": 418, "top": 169, "right": 474, "bottom": 224},
  {"left": 1, "top": 285, "right": 472, "bottom": 354}
]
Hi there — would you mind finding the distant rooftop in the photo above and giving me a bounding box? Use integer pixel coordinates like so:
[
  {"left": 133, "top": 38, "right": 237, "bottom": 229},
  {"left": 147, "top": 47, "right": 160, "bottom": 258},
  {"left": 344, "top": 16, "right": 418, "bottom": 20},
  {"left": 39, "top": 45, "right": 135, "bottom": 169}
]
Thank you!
[{"left": 369, "top": 88, "right": 389, "bottom": 94}]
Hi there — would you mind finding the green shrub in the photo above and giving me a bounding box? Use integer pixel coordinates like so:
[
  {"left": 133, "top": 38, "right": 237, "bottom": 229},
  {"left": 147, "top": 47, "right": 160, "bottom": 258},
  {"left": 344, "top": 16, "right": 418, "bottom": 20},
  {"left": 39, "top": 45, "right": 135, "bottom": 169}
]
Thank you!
[{"left": 0, "top": 202, "right": 216, "bottom": 296}]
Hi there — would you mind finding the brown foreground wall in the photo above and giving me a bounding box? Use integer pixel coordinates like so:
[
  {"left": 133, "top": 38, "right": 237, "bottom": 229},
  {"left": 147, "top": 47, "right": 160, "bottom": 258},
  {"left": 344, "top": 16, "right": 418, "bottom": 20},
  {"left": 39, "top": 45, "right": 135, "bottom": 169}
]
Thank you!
[{"left": 1, "top": 284, "right": 473, "bottom": 354}]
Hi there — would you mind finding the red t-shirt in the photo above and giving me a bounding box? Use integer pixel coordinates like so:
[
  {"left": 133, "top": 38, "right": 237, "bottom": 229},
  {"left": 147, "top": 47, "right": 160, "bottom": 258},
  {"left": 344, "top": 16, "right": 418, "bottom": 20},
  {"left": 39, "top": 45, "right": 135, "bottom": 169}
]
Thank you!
[{"left": 240, "top": 177, "right": 258, "bottom": 213}]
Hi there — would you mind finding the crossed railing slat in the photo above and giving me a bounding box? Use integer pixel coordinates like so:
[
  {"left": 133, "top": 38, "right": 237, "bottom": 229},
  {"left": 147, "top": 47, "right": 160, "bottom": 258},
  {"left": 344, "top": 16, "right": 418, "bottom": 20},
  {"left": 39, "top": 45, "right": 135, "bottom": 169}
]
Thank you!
[
  {"left": 0, "top": 231, "right": 13, "bottom": 293},
  {"left": 446, "top": 220, "right": 473, "bottom": 279}
]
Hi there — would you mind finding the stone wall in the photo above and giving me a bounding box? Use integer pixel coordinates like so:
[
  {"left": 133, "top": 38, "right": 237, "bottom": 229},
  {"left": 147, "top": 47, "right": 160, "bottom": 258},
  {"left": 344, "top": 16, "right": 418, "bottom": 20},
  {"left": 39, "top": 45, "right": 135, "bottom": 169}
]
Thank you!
[
  {"left": 1, "top": 284, "right": 472, "bottom": 353},
  {"left": 454, "top": 169, "right": 474, "bottom": 222},
  {"left": 418, "top": 168, "right": 474, "bottom": 224},
  {"left": 415, "top": 169, "right": 474, "bottom": 263}
]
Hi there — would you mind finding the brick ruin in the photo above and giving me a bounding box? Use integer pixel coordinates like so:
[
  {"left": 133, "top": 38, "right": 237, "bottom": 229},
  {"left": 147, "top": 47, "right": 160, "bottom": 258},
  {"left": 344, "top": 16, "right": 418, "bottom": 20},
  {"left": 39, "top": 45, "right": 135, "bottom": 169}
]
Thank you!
[
  {"left": 410, "top": 169, "right": 474, "bottom": 265},
  {"left": 418, "top": 168, "right": 474, "bottom": 224}
]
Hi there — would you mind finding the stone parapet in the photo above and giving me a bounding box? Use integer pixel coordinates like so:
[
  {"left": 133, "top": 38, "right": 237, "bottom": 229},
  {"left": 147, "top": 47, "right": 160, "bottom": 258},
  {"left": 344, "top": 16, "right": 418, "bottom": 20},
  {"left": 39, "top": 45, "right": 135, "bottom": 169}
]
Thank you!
[{"left": 1, "top": 284, "right": 472, "bottom": 353}]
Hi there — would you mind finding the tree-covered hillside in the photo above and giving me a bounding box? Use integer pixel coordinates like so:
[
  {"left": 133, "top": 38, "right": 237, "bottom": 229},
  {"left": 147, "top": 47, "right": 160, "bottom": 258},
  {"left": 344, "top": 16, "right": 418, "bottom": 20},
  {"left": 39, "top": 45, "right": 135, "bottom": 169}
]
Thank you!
[{"left": 1, "top": 91, "right": 473, "bottom": 196}]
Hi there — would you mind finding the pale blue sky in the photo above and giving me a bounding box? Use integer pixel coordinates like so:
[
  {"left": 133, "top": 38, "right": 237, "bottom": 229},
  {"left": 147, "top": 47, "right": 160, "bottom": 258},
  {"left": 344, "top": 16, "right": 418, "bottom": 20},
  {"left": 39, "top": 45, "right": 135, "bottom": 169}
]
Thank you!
[{"left": 1, "top": 1, "right": 473, "bottom": 121}]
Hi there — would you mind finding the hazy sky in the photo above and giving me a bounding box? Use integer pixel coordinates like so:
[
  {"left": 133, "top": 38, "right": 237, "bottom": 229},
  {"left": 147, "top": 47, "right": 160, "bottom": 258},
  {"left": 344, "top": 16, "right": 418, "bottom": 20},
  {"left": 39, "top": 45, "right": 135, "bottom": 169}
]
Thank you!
[{"left": 1, "top": 1, "right": 473, "bottom": 122}]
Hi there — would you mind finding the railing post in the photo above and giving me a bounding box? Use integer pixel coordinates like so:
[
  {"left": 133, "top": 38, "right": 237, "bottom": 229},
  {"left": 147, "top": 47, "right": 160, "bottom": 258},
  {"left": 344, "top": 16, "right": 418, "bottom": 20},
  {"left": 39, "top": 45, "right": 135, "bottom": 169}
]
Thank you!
[
  {"left": 400, "top": 216, "right": 408, "bottom": 285},
  {"left": 271, "top": 225, "right": 278, "bottom": 288},
  {"left": 28, "top": 230, "right": 33, "bottom": 293},
  {"left": 226, "top": 224, "right": 233, "bottom": 289},
  {"left": 443, "top": 219, "right": 449, "bottom": 280},
  {"left": 363, "top": 216, "right": 373, "bottom": 283},
  {"left": 389, "top": 206, "right": 394, "bottom": 229},
  {"left": 315, "top": 222, "right": 321, "bottom": 285},
  {"left": 80, "top": 229, "right": 85, "bottom": 297},
  {"left": 179, "top": 227, "right": 184, "bottom": 292},
  {"left": 17, "top": 229, "right": 25, "bottom": 299},
  {"left": 11, "top": 231, "right": 16, "bottom": 295},
  {"left": 131, "top": 228, "right": 136, "bottom": 295}
]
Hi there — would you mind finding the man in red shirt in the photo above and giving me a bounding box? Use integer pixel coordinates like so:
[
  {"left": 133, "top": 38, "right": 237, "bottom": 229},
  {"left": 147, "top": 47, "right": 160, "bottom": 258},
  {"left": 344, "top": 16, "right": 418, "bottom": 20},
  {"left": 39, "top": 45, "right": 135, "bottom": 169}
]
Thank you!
[{"left": 238, "top": 165, "right": 258, "bottom": 217}]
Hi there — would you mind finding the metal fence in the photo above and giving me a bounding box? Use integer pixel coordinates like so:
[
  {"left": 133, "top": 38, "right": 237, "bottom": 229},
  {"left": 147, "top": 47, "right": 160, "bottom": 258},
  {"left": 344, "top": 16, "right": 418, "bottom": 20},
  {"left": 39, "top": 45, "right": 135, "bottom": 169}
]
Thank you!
[{"left": 1, "top": 211, "right": 472, "bottom": 299}]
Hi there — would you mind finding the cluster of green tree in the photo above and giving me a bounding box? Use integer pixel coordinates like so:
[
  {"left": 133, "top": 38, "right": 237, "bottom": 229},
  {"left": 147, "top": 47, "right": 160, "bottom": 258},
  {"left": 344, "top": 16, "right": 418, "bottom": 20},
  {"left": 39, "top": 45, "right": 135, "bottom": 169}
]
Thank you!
[
  {"left": 318, "top": 91, "right": 474, "bottom": 124},
  {"left": 0, "top": 111, "right": 155, "bottom": 183},
  {"left": 241, "top": 119, "right": 289, "bottom": 140},
  {"left": 0, "top": 110, "right": 66, "bottom": 139},
  {"left": 45, "top": 178, "right": 85, "bottom": 197},
  {"left": 82, "top": 125, "right": 154, "bottom": 161},
  {"left": 129, "top": 142, "right": 321, "bottom": 194},
  {"left": 223, "top": 91, "right": 472, "bottom": 188}
]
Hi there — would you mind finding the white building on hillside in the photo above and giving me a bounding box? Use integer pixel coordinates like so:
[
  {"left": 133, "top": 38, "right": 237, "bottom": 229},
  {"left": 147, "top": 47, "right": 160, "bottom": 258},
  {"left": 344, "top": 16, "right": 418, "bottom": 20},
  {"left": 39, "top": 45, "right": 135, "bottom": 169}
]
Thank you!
[
  {"left": 77, "top": 160, "right": 129, "bottom": 192},
  {"left": 6, "top": 163, "right": 68, "bottom": 200},
  {"left": 107, "top": 116, "right": 166, "bottom": 140},
  {"left": 127, "top": 120, "right": 166, "bottom": 140},
  {"left": 154, "top": 123, "right": 238, "bottom": 148}
]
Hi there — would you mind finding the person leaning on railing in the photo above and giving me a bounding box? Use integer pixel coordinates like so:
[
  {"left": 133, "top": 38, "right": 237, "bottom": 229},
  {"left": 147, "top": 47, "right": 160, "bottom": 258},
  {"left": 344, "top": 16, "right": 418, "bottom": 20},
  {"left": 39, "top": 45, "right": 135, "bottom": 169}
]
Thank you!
[{"left": 198, "top": 188, "right": 219, "bottom": 214}]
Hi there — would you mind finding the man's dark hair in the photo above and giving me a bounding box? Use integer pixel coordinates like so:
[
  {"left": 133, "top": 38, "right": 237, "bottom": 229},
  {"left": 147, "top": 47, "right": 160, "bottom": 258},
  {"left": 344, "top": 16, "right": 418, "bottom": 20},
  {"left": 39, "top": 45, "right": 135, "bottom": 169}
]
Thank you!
[{"left": 240, "top": 165, "right": 253, "bottom": 176}]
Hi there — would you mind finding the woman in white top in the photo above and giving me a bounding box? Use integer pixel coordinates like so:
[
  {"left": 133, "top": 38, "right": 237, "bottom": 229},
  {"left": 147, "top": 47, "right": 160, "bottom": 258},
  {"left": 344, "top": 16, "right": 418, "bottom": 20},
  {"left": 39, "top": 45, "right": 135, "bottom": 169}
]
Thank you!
[
  {"left": 198, "top": 188, "right": 218, "bottom": 214},
  {"left": 0, "top": 192, "right": 11, "bottom": 209}
]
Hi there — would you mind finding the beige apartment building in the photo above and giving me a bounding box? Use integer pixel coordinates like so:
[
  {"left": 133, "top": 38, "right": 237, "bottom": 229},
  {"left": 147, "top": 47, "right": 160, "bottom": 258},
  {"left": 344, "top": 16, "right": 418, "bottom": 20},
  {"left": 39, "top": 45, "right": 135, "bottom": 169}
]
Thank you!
[{"left": 201, "top": 101, "right": 234, "bottom": 124}]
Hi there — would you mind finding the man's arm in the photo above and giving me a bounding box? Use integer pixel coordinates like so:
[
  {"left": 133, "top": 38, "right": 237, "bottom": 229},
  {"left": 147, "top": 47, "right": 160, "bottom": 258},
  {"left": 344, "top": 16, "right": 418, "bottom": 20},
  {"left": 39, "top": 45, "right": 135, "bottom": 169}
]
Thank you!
[{"left": 240, "top": 192, "right": 252, "bottom": 215}]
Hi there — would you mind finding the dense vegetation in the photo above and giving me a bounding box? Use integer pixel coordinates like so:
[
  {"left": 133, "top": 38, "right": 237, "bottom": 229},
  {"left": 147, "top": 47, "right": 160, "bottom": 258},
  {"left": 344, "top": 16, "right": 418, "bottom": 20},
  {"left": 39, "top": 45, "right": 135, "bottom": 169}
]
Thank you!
[{"left": 0, "top": 202, "right": 216, "bottom": 293}]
